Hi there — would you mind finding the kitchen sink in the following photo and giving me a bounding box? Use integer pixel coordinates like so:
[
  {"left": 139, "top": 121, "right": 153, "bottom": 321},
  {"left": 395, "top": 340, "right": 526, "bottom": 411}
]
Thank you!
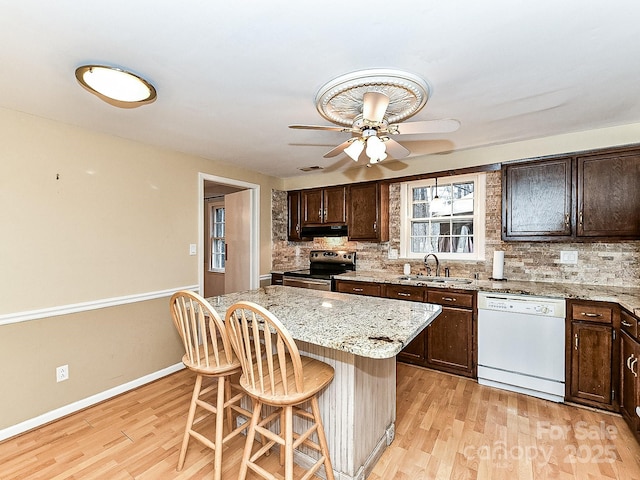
[{"left": 397, "top": 275, "right": 473, "bottom": 285}]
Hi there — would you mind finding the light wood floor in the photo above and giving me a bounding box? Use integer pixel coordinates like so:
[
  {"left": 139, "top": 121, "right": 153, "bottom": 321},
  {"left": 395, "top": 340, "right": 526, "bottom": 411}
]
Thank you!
[{"left": 2, "top": 363, "right": 640, "bottom": 479}]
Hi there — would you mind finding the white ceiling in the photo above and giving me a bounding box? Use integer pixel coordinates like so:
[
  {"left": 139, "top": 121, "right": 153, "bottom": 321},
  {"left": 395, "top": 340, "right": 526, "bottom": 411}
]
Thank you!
[{"left": 2, "top": 1, "right": 640, "bottom": 178}]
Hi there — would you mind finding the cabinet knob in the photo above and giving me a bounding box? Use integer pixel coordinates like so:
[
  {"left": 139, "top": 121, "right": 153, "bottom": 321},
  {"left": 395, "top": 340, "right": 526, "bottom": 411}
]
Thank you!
[
  {"left": 579, "top": 211, "right": 583, "bottom": 227},
  {"left": 564, "top": 213, "right": 570, "bottom": 228},
  {"left": 574, "top": 333, "right": 579, "bottom": 350}
]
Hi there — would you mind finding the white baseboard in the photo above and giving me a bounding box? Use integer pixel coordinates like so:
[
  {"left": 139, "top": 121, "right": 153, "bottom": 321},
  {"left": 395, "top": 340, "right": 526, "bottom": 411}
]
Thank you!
[{"left": 0, "top": 363, "right": 185, "bottom": 442}]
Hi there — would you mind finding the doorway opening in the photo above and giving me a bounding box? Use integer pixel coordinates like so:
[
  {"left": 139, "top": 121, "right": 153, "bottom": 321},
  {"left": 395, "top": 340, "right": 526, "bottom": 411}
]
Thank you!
[{"left": 198, "top": 173, "right": 260, "bottom": 297}]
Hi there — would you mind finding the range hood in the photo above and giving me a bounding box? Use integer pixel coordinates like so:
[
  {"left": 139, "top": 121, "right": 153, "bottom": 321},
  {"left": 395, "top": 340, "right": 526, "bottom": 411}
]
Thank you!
[{"left": 301, "top": 225, "right": 348, "bottom": 238}]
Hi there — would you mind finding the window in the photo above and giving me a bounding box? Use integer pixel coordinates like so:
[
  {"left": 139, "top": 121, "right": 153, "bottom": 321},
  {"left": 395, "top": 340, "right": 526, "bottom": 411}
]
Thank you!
[
  {"left": 400, "top": 173, "right": 485, "bottom": 261},
  {"left": 209, "top": 203, "right": 225, "bottom": 271}
]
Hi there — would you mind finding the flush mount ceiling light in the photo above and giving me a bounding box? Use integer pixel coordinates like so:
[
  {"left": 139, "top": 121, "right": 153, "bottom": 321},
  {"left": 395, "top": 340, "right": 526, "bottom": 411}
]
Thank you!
[{"left": 75, "top": 65, "right": 157, "bottom": 108}]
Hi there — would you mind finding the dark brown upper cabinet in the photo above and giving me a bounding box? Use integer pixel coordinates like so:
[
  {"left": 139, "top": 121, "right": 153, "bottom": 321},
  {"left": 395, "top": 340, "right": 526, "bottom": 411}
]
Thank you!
[
  {"left": 301, "top": 186, "right": 346, "bottom": 226},
  {"left": 347, "top": 182, "right": 389, "bottom": 242},
  {"left": 577, "top": 150, "right": 640, "bottom": 237},
  {"left": 287, "top": 190, "right": 302, "bottom": 241},
  {"left": 502, "top": 157, "right": 572, "bottom": 240},
  {"left": 502, "top": 144, "right": 640, "bottom": 241}
]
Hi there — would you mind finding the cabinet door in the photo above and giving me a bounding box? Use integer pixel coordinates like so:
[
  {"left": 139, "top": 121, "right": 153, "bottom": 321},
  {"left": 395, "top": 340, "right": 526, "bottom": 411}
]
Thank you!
[
  {"left": 397, "top": 330, "right": 427, "bottom": 365},
  {"left": 301, "top": 189, "right": 324, "bottom": 225},
  {"left": 287, "top": 190, "right": 302, "bottom": 241},
  {"left": 347, "top": 182, "right": 389, "bottom": 242},
  {"left": 502, "top": 157, "right": 572, "bottom": 240},
  {"left": 577, "top": 152, "right": 640, "bottom": 237},
  {"left": 569, "top": 322, "right": 613, "bottom": 407},
  {"left": 323, "top": 186, "right": 347, "bottom": 225},
  {"left": 425, "top": 306, "right": 474, "bottom": 377},
  {"left": 620, "top": 331, "right": 639, "bottom": 431}
]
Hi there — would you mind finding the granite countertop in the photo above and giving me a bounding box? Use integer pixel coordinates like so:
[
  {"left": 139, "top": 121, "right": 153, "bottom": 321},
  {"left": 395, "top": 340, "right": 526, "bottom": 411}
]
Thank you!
[
  {"left": 334, "top": 271, "right": 640, "bottom": 315},
  {"left": 206, "top": 285, "right": 441, "bottom": 359}
]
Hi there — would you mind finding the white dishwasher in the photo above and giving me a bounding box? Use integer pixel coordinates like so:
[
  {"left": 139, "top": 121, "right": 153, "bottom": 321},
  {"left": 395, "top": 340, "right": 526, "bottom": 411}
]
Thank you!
[{"left": 477, "top": 292, "right": 566, "bottom": 403}]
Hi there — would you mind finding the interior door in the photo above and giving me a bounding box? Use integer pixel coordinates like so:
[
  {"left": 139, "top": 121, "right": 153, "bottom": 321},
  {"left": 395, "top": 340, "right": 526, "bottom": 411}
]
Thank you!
[{"left": 224, "top": 189, "right": 252, "bottom": 294}]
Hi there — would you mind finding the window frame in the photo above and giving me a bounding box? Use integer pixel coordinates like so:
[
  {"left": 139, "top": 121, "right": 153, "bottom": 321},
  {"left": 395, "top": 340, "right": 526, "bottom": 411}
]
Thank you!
[
  {"left": 399, "top": 173, "right": 486, "bottom": 261},
  {"left": 208, "top": 201, "right": 226, "bottom": 273}
]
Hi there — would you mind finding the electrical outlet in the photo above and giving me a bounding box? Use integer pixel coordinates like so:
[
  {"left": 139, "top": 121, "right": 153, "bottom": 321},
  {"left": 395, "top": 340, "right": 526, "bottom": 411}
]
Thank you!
[
  {"left": 559, "top": 250, "right": 578, "bottom": 264},
  {"left": 56, "top": 365, "right": 69, "bottom": 382},
  {"left": 388, "top": 248, "right": 399, "bottom": 260}
]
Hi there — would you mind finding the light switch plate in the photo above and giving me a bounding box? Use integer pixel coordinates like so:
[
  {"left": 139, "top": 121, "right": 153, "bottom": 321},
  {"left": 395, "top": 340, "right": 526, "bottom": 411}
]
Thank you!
[
  {"left": 560, "top": 250, "right": 578, "bottom": 264},
  {"left": 189, "top": 244, "right": 197, "bottom": 256}
]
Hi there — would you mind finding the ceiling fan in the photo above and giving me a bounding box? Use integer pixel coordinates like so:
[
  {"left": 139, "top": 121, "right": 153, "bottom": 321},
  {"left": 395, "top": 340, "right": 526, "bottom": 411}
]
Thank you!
[{"left": 289, "top": 69, "right": 460, "bottom": 164}]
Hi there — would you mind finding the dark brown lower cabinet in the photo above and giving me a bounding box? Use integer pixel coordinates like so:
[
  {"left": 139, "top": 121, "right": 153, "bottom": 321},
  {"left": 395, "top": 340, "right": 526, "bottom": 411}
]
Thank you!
[
  {"left": 620, "top": 330, "right": 640, "bottom": 438},
  {"left": 425, "top": 306, "right": 474, "bottom": 377},
  {"left": 620, "top": 308, "right": 640, "bottom": 442},
  {"left": 397, "top": 332, "right": 427, "bottom": 365},
  {"left": 395, "top": 288, "right": 476, "bottom": 378},
  {"left": 565, "top": 300, "right": 619, "bottom": 412},
  {"left": 568, "top": 322, "right": 614, "bottom": 407}
]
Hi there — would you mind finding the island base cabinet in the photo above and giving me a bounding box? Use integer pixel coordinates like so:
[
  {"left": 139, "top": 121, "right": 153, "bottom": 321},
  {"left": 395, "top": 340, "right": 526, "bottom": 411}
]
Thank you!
[
  {"left": 295, "top": 340, "right": 396, "bottom": 480},
  {"left": 425, "top": 306, "right": 475, "bottom": 377}
]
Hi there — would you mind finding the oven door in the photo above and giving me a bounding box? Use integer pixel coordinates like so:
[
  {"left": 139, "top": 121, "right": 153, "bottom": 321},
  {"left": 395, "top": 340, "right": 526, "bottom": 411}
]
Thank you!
[{"left": 283, "top": 276, "right": 332, "bottom": 291}]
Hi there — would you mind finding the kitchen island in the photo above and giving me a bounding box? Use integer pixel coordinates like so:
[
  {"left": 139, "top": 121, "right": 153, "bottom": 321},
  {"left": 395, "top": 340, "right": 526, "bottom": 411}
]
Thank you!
[{"left": 207, "top": 285, "right": 441, "bottom": 480}]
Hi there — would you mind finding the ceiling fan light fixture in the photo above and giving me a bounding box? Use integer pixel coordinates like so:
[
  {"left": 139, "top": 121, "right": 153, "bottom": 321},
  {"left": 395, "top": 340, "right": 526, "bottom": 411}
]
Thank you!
[
  {"left": 344, "top": 138, "right": 365, "bottom": 161},
  {"left": 366, "top": 134, "right": 386, "bottom": 163},
  {"left": 75, "top": 65, "right": 157, "bottom": 107}
]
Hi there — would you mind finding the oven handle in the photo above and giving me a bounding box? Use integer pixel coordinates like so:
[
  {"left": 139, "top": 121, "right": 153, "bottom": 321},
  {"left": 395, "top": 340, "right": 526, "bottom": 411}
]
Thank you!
[{"left": 283, "top": 276, "right": 332, "bottom": 290}]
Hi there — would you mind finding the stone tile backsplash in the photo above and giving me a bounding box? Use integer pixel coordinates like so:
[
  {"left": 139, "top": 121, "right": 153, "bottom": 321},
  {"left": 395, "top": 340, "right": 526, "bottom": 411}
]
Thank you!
[{"left": 272, "top": 171, "right": 639, "bottom": 287}]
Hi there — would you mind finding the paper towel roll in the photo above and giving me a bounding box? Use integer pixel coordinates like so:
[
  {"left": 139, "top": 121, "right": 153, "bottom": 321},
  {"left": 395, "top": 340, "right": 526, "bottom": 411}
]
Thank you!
[{"left": 492, "top": 251, "right": 505, "bottom": 279}]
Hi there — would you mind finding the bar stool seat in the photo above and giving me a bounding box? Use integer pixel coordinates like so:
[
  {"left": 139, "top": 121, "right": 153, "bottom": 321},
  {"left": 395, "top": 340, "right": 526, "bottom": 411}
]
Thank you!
[
  {"left": 226, "top": 301, "right": 335, "bottom": 480},
  {"left": 169, "top": 290, "right": 251, "bottom": 480}
]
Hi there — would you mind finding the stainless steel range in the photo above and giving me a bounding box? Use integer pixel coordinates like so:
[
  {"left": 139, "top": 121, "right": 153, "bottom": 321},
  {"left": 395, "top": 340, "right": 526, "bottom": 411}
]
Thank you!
[{"left": 283, "top": 250, "right": 356, "bottom": 291}]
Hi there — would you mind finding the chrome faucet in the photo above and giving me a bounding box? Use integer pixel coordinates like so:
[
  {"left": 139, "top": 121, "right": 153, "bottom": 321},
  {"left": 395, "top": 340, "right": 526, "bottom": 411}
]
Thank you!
[{"left": 423, "top": 253, "right": 440, "bottom": 277}]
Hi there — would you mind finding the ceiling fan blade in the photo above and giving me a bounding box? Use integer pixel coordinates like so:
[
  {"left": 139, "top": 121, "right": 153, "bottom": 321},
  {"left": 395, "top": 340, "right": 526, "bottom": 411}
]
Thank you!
[
  {"left": 362, "top": 92, "right": 390, "bottom": 123},
  {"left": 383, "top": 138, "right": 410, "bottom": 159},
  {"left": 391, "top": 119, "right": 460, "bottom": 135},
  {"left": 323, "top": 139, "right": 353, "bottom": 158},
  {"left": 289, "top": 124, "right": 352, "bottom": 132}
]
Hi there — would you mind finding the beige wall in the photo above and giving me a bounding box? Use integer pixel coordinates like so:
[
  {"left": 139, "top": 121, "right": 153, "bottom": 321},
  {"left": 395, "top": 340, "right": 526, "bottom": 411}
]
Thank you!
[{"left": 0, "top": 107, "right": 281, "bottom": 431}]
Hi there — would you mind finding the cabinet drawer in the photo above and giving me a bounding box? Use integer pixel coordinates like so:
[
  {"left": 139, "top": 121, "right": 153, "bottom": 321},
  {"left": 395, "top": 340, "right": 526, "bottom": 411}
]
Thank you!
[
  {"left": 336, "top": 280, "right": 381, "bottom": 297},
  {"left": 570, "top": 303, "right": 613, "bottom": 324},
  {"left": 427, "top": 290, "right": 474, "bottom": 308},
  {"left": 385, "top": 284, "right": 425, "bottom": 302},
  {"left": 621, "top": 310, "right": 639, "bottom": 338}
]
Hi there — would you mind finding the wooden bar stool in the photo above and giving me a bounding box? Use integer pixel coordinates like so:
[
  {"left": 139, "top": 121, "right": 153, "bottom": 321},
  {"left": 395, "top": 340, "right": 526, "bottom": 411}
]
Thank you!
[
  {"left": 169, "top": 290, "right": 251, "bottom": 480},
  {"left": 225, "top": 301, "right": 335, "bottom": 480}
]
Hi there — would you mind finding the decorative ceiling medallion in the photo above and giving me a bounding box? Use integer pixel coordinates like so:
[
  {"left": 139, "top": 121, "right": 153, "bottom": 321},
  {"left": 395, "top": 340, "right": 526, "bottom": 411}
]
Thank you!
[{"left": 315, "top": 69, "right": 431, "bottom": 127}]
